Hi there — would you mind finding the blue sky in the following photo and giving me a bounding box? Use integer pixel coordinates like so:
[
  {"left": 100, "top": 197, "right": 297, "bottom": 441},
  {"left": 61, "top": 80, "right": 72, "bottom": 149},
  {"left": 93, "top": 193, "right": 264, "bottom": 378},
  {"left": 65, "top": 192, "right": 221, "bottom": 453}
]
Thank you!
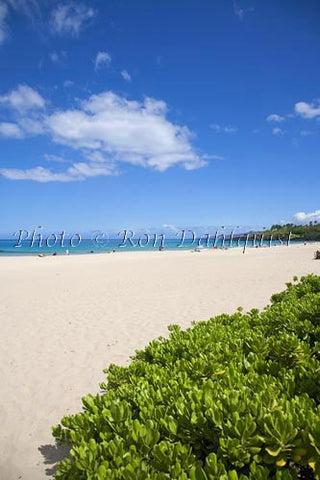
[{"left": 0, "top": 0, "right": 319, "bottom": 235}]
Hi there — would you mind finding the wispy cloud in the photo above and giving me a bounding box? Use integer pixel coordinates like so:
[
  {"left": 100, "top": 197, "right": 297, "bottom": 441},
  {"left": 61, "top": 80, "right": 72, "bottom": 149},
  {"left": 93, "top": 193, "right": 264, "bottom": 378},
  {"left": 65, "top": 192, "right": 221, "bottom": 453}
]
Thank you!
[
  {"left": 51, "top": 2, "right": 96, "bottom": 37},
  {"left": 63, "top": 80, "right": 74, "bottom": 88},
  {"left": 6, "top": 0, "right": 41, "bottom": 19},
  {"left": 161, "top": 224, "right": 180, "bottom": 234},
  {"left": 121, "top": 70, "right": 131, "bottom": 82},
  {"left": 49, "top": 50, "right": 67, "bottom": 63},
  {"left": 0, "top": 163, "right": 115, "bottom": 182},
  {"left": 210, "top": 123, "right": 238, "bottom": 134},
  {"left": 2, "top": 1, "right": 49, "bottom": 44},
  {"left": 44, "top": 153, "right": 70, "bottom": 164},
  {"left": 202, "top": 154, "right": 226, "bottom": 161},
  {"left": 272, "top": 127, "right": 284, "bottom": 136},
  {"left": 266, "top": 113, "right": 285, "bottom": 123},
  {"left": 233, "top": 1, "right": 254, "bottom": 21},
  {"left": 94, "top": 51, "right": 111, "bottom": 70},
  {"left": 294, "top": 210, "right": 320, "bottom": 224},
  {"left": 18, "top": 117, "right": 44, "bottom": 135},
  {"left": 295, "top": 101, "right": 320, "bottom": 119},
  {"left": 0, "top": 1, "right": 8, "bottom": 45},
  {"left": 300, "top": 130, "right": 314, "bottom": 137}
]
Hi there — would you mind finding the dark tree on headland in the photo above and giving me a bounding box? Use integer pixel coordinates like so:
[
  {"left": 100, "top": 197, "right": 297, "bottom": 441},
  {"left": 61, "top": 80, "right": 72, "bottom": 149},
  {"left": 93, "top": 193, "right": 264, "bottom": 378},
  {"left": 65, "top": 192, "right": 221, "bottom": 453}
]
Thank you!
[{"left": 263, "top": 222, "right": 320, "bottom": 241}]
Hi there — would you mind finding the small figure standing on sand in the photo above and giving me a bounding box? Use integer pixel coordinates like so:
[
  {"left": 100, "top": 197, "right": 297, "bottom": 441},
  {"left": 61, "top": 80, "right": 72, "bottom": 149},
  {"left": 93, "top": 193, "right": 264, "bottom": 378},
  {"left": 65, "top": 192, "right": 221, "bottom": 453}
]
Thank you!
[{"left": 66, "top": 249, "right": 69, "bottom": 255}]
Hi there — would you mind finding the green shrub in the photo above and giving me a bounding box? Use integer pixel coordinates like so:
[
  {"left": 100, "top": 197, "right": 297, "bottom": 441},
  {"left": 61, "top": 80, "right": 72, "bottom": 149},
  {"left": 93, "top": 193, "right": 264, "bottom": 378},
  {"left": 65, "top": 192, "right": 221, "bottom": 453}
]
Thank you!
[{"left": 53, "top": 275, "right": 320, "bottom": 479}]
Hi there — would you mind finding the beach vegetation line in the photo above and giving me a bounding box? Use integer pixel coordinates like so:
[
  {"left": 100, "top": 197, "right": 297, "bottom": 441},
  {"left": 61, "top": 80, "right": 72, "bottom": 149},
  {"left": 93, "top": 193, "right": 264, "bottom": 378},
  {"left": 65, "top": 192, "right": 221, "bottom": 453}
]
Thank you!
[{"left": 53, "top": 275, "right": 320, "bottom": 479}]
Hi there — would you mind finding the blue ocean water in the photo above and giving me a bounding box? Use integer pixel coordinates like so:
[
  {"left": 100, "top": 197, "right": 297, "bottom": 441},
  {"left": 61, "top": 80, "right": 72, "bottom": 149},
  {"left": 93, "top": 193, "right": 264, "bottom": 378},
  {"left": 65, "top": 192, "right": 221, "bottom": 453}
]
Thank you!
[{"left": 0, "top": 236, "right": 292, "bottom": 256}]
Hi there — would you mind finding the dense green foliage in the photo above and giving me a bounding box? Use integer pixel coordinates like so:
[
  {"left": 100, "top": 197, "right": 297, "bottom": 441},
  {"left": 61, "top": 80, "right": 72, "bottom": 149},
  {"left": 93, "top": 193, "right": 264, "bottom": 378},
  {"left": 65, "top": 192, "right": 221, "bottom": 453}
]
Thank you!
[
  {"left": 53, "top": 275, "right": 320, "bottom": 480},
  {"left": 264, "top": 223, "right": 320, "bottom": 241}
]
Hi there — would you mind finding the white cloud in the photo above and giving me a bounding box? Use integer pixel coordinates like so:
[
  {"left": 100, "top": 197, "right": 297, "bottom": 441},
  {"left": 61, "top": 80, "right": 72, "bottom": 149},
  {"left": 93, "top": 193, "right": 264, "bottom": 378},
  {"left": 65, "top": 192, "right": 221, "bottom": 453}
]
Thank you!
[
  {"left": 0, "top": 89, "right": 209, "bottom": 181},
  {"left": 202, "top": 154, "right": 225, "bottom": 161},
  {"left": 63, "top": 79, "right": 74, "bottom": 88},
  {"left": 161, "top": 224, "right": 180, "bottom": 234},
  {"left": 0, "top": 1, "right": 8, "bottom": 45},
  {"left": 294, "top": 210, "right": 320, "bottom": 224},
  {"left": 224, "top": 126, "right": 238, "bottom": 133},
  {"left": 6, "top": 0, "right": 41, "bottom": 19},
  {"left": 272, "top": 127, "right": 284, "bottom": 136},
  {"left": 49, "top": 50, "right": 67, "bottom": 63},
  {"left": 0, "top": 166, "right": 69, "bottom": 182},
  {"left": 0, "top": 117, "right": 44, "bottom": 138},
  {"left": 1, "top": 1, "right": 43, "bottom": 45},
  {"left": 0, "top": 122, "right": 23, "bottom": 138},
  {"left": 51, "top": 2, "right": 95, "bottom": 37},
  {"left": 94, "top": 51, "right": 111, "bottom": 70},
  {"left": 0, "top": 162, "right": 115, "bottom": 182},
  {"left": 18, "top": 117, "right": 44, "bottom": 135},
  {"left": 210, "top": 123, "right": 238, "bottom": 134},
  {"left": 266, "top": 113, "right": 285, "bottom": 122},
  {"left": 50, "top": 52, "right": 59, "bottom": 63},
  {"left": 300, "top": 130, "right": 314, "bottom": 137},
  {"left": 233, "top": 1, "right": 254, "bottom": 21},
  {"left": 295, "top": 101, "right": 320, "bottom": 119},
  {"left": 45, "top": 91, "right": 206, "bottom": 172},
  {"left": 0, "top": 85, "right": 45, "bottom": 112},
  {"left": 121, "top": 70, "right": 131, "bottom": 82},
  {"left": 44, "top": 153, "right": 70, "bottom": 163}
]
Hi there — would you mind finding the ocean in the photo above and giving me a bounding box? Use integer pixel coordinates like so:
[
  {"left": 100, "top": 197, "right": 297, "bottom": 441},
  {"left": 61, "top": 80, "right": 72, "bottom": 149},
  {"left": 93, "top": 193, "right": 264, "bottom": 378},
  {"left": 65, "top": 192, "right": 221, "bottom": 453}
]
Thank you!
[{"left": 0, "top": 236, "right": 292, "bottom": 256}]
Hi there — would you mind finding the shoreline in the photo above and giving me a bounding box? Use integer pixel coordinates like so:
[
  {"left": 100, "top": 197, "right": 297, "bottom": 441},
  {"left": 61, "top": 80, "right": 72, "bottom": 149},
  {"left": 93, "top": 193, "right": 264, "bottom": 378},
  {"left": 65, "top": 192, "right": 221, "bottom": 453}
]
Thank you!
[
  {"left": 1, "top": 244, "right": 320, "bottom": 479},
  {"left": 1, "top": 240, "right": 320, "bottom": 261}
]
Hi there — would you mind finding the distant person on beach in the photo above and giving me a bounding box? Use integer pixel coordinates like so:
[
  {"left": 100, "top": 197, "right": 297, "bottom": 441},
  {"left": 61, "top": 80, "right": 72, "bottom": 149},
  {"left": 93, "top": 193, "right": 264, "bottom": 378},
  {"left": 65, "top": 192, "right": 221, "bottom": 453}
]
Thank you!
[{"left": 66, "top": 249, "right": 69, "bottom": 255}]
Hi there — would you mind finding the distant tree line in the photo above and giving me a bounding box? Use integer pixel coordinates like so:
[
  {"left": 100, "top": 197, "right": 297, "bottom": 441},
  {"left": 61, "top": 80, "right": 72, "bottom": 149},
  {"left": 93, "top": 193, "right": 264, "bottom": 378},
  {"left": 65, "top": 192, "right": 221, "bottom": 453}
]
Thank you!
[{"left": 262, "top": 221, "right": 320, "bottom": 241}]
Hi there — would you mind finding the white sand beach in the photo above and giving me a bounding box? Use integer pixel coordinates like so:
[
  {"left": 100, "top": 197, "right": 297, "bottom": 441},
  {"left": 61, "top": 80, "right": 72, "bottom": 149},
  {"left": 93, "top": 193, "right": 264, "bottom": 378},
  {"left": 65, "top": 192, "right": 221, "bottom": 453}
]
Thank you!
[{"left": 1, "top": 244, "right": 320, "bottom": 480}]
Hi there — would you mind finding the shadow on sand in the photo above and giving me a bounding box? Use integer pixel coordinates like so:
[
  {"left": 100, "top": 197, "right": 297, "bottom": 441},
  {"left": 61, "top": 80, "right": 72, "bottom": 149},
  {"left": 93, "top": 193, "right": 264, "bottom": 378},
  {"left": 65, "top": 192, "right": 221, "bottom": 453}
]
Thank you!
[{"left": 39, "top": 443, "right": 70, "bottom": 477}]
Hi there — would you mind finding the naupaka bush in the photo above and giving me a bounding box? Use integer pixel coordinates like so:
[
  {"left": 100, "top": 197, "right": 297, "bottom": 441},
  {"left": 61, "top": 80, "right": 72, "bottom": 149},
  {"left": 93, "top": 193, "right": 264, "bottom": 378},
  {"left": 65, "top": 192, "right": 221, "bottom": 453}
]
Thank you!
[{"left": 53, "top": 275, "right": 320, "bottom": 479}]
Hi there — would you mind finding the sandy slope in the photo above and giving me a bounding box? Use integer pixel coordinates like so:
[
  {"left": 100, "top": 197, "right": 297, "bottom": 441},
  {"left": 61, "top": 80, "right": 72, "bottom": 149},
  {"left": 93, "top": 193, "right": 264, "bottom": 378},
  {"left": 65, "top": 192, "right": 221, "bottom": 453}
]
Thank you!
[{"left": 0, "top": 244, "right": 319, "bottom": 480}]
